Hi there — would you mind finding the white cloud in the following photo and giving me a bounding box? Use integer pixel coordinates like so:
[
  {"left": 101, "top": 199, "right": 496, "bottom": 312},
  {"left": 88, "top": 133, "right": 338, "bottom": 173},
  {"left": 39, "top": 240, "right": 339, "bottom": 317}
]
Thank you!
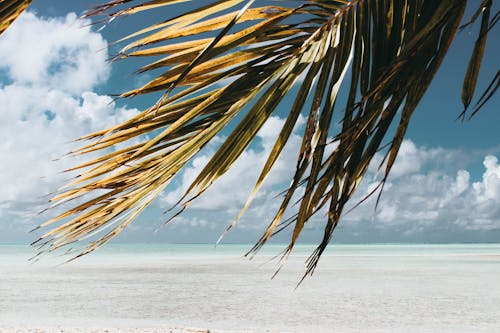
[
  {"left": 0, "top": 12, "right": 138, "bottom": 224},
  {"left": 1, "top": 11, "right": 498, "bottom": 243},
  {"left": 0, "top": 12, "right": 109, "bottom": 93},
  {"left": 473, "top": 156, "right": 500, "bottom": 201},
  {"left": 345, "top": 142, "right": 500, "bottom": 232},
  {"left": 162, "top": 115, "right": 306, "bottom": 213},
  {"left": 168, "top": 216, "right": 216, "bottom": 229},
  {"left": 162, "top": 132, "right": 500, "bottom": 235},
  {"left": 369, "top": 140, "right": 463, "bottom": 178}
]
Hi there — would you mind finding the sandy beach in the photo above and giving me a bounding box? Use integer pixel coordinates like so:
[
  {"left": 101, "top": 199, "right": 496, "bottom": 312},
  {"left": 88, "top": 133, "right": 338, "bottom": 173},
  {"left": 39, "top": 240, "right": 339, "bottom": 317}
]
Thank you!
[{"left": 0, "top": 244, "right": 499, "bottom": 332}]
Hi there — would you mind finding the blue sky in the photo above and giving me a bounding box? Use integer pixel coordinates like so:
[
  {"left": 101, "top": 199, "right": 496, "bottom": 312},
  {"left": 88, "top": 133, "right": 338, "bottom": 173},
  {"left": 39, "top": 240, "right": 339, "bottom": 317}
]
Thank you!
[{"left": 0, "top": 1, "right": 499, "bottom": 245}]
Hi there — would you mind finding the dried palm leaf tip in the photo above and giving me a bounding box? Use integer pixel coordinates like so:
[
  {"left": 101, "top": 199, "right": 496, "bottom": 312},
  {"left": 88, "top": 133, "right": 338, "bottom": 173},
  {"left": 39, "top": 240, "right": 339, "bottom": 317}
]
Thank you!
[
  {"left": 32, "top": 0, "right": 498, "bottom": 278},
  {"left": 0, "top": 0, "right": 32, "bottom": 35}
]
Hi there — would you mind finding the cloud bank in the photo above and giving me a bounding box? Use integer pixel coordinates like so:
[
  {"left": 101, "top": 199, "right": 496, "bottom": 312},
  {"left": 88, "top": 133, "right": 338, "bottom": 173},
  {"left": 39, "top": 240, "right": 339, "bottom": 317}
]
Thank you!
[
  {"left": 347, "top": 141, "right": 500, "bottom": 232},
  {"left": 162, "top": 132, "right": 500, "bottom": 239},
  {"left": 0, "top": 11, "right": 498, "bottom": 243},
  {"left": 0, "top": 12, "right": 138, "bottom": 229}
]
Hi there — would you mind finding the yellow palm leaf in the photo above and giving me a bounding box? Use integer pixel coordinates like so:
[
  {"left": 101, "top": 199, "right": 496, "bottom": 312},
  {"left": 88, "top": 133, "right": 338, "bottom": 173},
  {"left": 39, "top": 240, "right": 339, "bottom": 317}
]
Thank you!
[
  {"left": 34, "top": 0, "right": 498, "bottom": 277},
  {"left": 0, "top": 0, "right": 32, "bottom": 35}
]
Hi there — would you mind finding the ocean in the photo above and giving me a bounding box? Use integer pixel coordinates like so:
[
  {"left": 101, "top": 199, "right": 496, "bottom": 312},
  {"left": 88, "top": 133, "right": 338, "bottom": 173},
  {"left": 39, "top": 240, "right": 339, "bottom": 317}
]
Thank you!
[{"left": 0, "top": 243, "right": 499, "bottom": 332}]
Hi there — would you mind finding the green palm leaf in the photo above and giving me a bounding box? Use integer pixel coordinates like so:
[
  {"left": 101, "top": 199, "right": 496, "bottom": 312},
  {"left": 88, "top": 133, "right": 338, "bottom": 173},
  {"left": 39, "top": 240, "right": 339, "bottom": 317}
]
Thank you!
[{"left": 33, "top": 0, "right": 498, "bottom": 276}]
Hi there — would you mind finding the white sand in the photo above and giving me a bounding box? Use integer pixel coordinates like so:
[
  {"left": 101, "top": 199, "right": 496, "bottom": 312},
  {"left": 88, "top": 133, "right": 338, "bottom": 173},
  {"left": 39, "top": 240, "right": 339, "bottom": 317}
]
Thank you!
[{"left": 0, "top": 245, "right": 499, "bottom": 332}]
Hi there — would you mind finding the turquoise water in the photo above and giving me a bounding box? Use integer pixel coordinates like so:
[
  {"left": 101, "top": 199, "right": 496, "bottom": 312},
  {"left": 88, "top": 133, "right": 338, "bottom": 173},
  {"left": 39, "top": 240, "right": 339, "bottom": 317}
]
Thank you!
[{"left": 1, "top": 243, "right": 499, "bottom": 258}]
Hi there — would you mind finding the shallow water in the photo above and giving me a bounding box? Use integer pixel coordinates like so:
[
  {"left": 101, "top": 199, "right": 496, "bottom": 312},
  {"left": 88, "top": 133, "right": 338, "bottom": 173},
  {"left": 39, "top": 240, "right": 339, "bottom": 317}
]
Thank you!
[{"left": 0, "top": 244, "right": 499, "bottom": 332}]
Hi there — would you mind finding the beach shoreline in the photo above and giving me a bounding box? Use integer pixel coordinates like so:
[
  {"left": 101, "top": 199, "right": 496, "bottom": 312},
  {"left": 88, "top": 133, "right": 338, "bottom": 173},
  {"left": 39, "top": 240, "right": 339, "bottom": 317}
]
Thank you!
[{"left": 1, "top": 244, "right": 499, "bottom": 333}]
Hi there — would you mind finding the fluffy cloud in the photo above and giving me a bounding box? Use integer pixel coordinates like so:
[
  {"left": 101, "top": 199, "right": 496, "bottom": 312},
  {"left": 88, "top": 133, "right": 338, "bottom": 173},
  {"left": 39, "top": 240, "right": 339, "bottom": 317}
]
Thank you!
[
  {"left": 368, "top": 140, "right": 464, "bottom": 178},
  {"left": 162, "top": 115, "right": 306, "bottom": 213},
  {"left": 1, "top": 11, "right": 498, "bottom": 243},
  {"left": 0, "top": 12, "right": 109, "bottom": 93},
  {"left": 345, "top": 141, "right": 500, "bottom": 232},
  {"left": 0, "top": 12, "right": 138, "bottom": 225},
  {"left": 161, "top": 133, "right": 500, "bottom": 236}
]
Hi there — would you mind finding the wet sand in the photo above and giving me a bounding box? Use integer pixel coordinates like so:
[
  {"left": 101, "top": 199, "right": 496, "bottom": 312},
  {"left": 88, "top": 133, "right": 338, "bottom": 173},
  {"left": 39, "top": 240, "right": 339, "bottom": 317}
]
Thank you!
[{"left": 0, "top": 245, "right": 499, "bottom": 332}]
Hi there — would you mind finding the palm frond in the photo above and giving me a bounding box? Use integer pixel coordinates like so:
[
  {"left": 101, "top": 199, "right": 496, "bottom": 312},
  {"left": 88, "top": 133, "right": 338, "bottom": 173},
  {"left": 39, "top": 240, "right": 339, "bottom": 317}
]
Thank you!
[
  {"left": 459, "top": 0, "right": 497, "bottom": 119},
  {"left": 0, "top": 0, "right": 32, "bottom": 35},
  {"left": 36, "top": 0, "right": 497, "bottom": 276}
]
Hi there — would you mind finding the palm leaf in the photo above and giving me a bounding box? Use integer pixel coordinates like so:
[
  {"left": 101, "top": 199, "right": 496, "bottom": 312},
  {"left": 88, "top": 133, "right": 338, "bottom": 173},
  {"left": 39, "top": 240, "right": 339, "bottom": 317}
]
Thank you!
[
  {"left": 0, "top": 0, "right": 32, "bottom": 35},
  {"left": 35, "top": 0, "right": 498, "bottom": 277}
]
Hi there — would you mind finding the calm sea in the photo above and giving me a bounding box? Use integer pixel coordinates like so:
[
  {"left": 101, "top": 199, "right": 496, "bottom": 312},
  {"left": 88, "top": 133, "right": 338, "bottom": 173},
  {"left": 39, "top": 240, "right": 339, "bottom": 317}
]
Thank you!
[{"left": 1, "top": 242, "right": 499, "bottom": 260}]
